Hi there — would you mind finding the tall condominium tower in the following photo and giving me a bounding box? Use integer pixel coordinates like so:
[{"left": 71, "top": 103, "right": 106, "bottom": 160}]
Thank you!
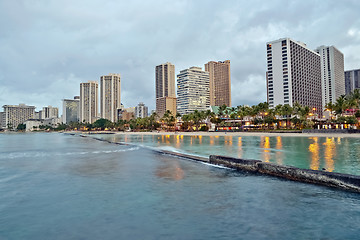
[
  {"left": 155, "top": 62, "right": 177, "bottom": 117},
  {"left": 2, "top": 104, "right": 35, "bottom": 129},
  {"left": 205, "top": 60, "right": 231, "bottom": 107},
  {"left": 80, "top": 81, "right": 98, "bottom": 123},
  {"left": 100, "top": 73, "right": 121, "bottom": 122},
  {"left": 62, "top": 97, "right": 80, "bottom": 123},
  {"left": 315, "top": 46, "right": 345, "bottom": 106},
  {"left": 345, "top": 69, "right": 360, "bottom": 95},
  {"left": 266, "top": 38, "right": 322, "bottom": 114},
  {"left": 177, "top": 67, "right": 210, "bottom": 115}
]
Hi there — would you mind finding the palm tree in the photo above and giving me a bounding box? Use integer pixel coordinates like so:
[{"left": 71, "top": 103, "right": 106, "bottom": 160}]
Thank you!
[
  {"left": 350, "top": 89, "right": 360, "bottom": 109},
  {"left": 249, "top": 105, "right": 259, "bottom": 124},
  {"left": 218, "top": 104, "right": 227, "bottom": 118},
  {"left": 334, "top": 95, "right": 348, "bottom": 116},
  {"left": 281, "top": 104, "right": 293, "bottom": 129},
  {"left": 181, "top": 114, "right": 192, "bottom": 131},
  {"left": 161, "top": 110, "right": 175, "bottom": 131}
]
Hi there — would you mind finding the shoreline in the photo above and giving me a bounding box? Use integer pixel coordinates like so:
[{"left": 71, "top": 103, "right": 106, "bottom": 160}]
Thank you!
[{"left": 108, "top": 131, "right": 360, "bottom": 138}]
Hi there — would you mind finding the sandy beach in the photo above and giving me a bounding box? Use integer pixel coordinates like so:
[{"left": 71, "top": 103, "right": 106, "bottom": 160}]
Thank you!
[{"left": 110, "top": 131, "right": 360, "bottom": 138}]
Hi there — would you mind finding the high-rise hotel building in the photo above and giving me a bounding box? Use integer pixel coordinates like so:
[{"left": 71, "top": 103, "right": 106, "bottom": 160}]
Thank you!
[
  {"left": 2, "top": 104, "right": 35, "bottom": 129},
  {"left": 315, "top": 46, "right": 345, "bottom": 106},
  {"left": 155, "top": 62, "right": 176, "bottom": 117},
  {"left": 62, "top": 96, "right": 80, "bottom": 124},
  {"left": 266, "top": 38, "right": 322, "bottom": 114},
  {"left": 205, "top": 60, "right": 231, "bottom": 107},
  {"left": 100, "top": 73, "right": 121, "bottom": 122},
  {"left": 177, "top": 67, "right": 210, "bottom": 115},
  {"left": 345, "top": 69, "right": 360, "bottom": 95},
  {"left": 80, "top": 81, "right": 98, "bottom": 123}
]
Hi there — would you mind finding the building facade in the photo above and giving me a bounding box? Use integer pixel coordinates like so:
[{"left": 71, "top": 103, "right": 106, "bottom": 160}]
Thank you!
[
  {"left": 155, "top": 62, "right": 176, "bottom": 117},
  {"left": 80, "top": 81, "right": 98, "bottom": 123},
  {"left": 156, "top": 97, "right": 177, "bottom": 118},
  {"left": 135, "top": 102, "right": 148, "bottom": 118},
  {"left": 2, "top": 104, "right": 36, "bottom": 129},
  {"left": 42, "top": 106, "right": 59, "bottom": 119},
  {"left": 315, "top": 46, "right": 345, "bottom": 106},
  {"left": 62, "top": 97, "right": 80, "bottom": 123},
  {"left": 100, "top": 73, "right": 121, "bottom": 122},
  {"left": 0, "top": 112, "right": 5, "bottom": 129},
  {"left": 205, "top": 60, "right": 231, "bottom": 107},
  {"left": 266, "top": 38, "right": 322, "bottom": 115},
  {"left": 177, "top": 67, "right": 210, "bottom": 115},
  {"left": 345, "top": 69, "right": 360, "bottom": 95}
]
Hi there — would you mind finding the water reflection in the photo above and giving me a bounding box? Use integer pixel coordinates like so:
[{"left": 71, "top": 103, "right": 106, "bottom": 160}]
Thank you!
[
  {"left": 275, "top": 136, "right": 283, "bottom": 165},
  {"left": 101, "top": 134, "right": 351, "bottom": 174},
  {"left": 237, "top": 137, "right": 243, "bottom": 158},
  {"left": 155, "top": 160, "right": 185, "bottom": 181},
  {"left": 261, "top": 136, "right": 271, "bottom": 162},
  {"left": 323, "top": 138, "right": 336, "bottom": 172},
  {"left": 309, "top": 137, "right": 319, "bottom": 170},
  {"left": 210, "top": 136, "right": 214, "bottom": 146}
]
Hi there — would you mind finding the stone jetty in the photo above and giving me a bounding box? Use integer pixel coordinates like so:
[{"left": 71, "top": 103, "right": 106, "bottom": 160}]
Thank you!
[{"left": 210, "top": 155, "right": 360, "bottom": 192}]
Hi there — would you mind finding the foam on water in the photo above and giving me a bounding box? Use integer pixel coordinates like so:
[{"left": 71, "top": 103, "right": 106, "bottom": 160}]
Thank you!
[{"left": 0, "top": 146, "right": 140, "bottom": 160}]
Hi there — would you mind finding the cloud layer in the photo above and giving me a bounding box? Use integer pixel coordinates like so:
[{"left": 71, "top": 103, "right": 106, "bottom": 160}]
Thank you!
[{"left": 0, "top": 0, "right": 359, "bottom": 113}]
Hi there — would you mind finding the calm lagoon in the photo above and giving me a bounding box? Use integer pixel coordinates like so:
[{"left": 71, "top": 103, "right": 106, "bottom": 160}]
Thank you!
[
  {"left": 101, "top": 133, "right": 360, "bottom": 175},
  {"left": 1, "top": 132, "right": 360, "bottom": 239}
]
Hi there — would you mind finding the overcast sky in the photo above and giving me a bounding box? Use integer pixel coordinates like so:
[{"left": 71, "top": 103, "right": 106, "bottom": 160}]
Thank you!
[{"left": 1, "top": 0, "right": 360, "bottom": 113}]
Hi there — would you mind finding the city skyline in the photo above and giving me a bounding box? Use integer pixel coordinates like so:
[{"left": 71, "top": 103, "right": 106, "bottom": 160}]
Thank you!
[{"left": 1, "top": 1, "right": 360, "bottom": 112}]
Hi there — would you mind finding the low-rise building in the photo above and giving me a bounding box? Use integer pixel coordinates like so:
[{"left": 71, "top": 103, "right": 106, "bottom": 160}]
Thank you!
[
  {"left": 25, "top": 118, "right": 61, "bottom": 131},
  {"left": 135, "top": 102, "right": 148, "bottom": 118}
]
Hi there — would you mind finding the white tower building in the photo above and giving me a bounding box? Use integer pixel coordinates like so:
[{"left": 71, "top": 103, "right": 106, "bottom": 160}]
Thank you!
[
  {"left": 266, "top": 38, "right": 322, "bottom": 115},
  {"left": 315, "top": 45, "right": 345, "bottom": 107},
  {"left": 177, "top": 67, "right": 210, "bottom": 115},
  {"left": 100, "top": 73, "right": 121, "bottom": 122}
]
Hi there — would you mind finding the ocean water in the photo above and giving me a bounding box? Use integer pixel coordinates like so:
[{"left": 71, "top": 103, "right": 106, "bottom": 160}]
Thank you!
[
  {"left": 101, "top": 133, "right": 360, "bottom": 175},
  {"left": 1, "top": 133, "right": 360, "bottom": 240}
]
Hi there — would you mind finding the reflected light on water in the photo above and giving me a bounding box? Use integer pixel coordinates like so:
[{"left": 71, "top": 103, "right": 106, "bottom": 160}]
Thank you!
[
  {"left": 199, "top": 135, "right": 202, "bottom": 144},
  {"left": 209, "top": 136, "right": 214, "bottom": 146},
  {"left": 155, "top": 161, "right": 185, "bottom": 181},
  {"left": 237, "top": 137, "right": 243, "bottom": 158},
  {"left": 309, "top": 137, "right": 319, "bottom": 170},
  {"left": 175, "top": 135, "right": 181, "bottom": 148},
  {"left": 323, "top": 137, "right": 336, "bottom": 172},
  {"left": 275, "top": 136, "right": 283, "bottom": 164},
  {"left": 337, "top": 137, "right": 342, "bottom": 144},
  {"left": 261, "top": 136, "right": 271, "bottom": 162},
  {"left": 225, "top": 136, "right": 233, "bottom": 146}
]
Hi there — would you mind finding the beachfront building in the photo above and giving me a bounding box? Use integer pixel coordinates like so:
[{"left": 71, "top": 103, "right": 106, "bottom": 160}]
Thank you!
[
  {"left": 266, "top": 38, "right": 322, "bottom": 115},
  {"left": 80, "top": 81, "right": 98, "bottom": 123},
  {"left": 2, "top": 104, "right": 36, "bottom": 129},
  {"left": 177, "top": 67, "right": 210, "bottom": 115},
  {"left": 135, "top": 102, "right": 148, "bottom": 118},
  {"left": 62, "top": 97, "right": 80, "bottom": 123},
  {"left": 345, "top": 69, "right": 360, "bottom": 95},
  {"left": 315, "top": 46, "right": 345, "bottom": 107},
  {"left": 100, "top": 73, "right": 121, "bottom": 122},
  {"left": 0, "top": 112, "right": 5, "bottom": 129},
  {"left": 205, "top": 60, "right": 231, "bottom": 107},
  {"left": 25, "top": 118, "right": 61, "bottom": 132},
  {"left": 155, "top": 62, "right": 177, "bottom": 117},
  {"left": 41, "top": 106, "right": 59, "bottom": 119}
]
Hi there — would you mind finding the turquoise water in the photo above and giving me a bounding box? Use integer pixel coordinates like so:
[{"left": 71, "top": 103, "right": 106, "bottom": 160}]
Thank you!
[
  {"left": 1, "top": 133, "right": 360, "bottom": 239},
  {"left": 100, "top": 134, "right": 360, "bottom": 175}
]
